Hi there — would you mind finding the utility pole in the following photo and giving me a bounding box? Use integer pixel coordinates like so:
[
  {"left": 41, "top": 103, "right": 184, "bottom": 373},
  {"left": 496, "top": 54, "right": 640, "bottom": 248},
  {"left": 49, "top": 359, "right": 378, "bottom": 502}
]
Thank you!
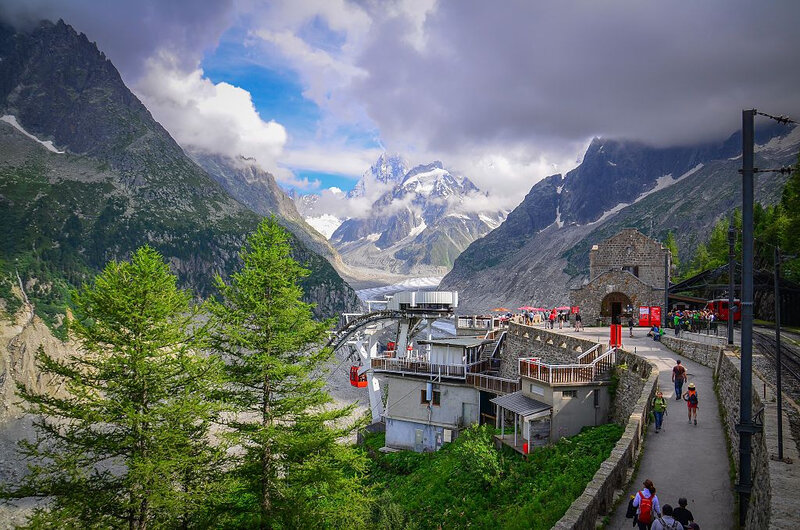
[
  {"left": 663, "top": 250, "right": 669, "bottom": 329},
  {"left": 728, "top": 216, "right": 736, "bottom": 345},
  {"left": 775, "top": 246, "right": 783, "bottom": 460},
  {"left": 737, "top": 109, "right": 756, "bottom": 526}
]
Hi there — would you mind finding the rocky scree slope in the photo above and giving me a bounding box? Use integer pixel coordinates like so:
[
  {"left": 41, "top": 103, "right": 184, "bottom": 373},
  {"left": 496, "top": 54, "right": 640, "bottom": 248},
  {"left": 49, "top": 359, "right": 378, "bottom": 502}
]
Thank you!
[
  {"left": 0, "top": 19, "right": 359, "bottom": 318},
  {"left": 441, "top": 125, "right": 798, "bottom": 312}
]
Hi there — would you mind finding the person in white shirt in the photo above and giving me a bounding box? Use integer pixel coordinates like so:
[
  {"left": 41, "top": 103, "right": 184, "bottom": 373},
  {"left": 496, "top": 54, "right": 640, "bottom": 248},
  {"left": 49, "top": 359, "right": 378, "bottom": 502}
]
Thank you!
[{"left": 651, "top": 504, "right": 685, "bottom": 530}]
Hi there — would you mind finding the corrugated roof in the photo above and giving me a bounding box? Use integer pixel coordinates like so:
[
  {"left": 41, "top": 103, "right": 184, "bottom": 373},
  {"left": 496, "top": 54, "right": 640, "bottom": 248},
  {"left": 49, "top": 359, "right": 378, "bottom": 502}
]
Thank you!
[
  {"left": 417, "top": 337, "right": 493, "bottom": 347},
  {"left": 490, "top": 391, "right": 551, "bottom": 417}
]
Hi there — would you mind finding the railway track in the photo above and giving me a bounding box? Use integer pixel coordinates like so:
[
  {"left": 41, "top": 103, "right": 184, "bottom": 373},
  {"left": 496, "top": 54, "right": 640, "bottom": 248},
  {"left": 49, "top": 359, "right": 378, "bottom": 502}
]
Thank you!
[{"left": 753, "top": 327, "right": 800, "bottom": 386}]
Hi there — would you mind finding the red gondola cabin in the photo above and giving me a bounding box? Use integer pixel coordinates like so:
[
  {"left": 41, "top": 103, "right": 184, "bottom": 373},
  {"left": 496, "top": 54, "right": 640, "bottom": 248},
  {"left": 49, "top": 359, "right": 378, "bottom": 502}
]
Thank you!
[{"left": 349, "top": 365, "right": 368, "bottom": 388}]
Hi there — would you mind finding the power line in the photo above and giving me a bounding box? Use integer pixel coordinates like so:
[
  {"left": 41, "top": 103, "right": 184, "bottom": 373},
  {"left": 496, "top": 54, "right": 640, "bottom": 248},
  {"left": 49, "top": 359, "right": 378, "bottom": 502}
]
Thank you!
[{"left": 756, "top": 110, "right": 797, "bottom": 125}]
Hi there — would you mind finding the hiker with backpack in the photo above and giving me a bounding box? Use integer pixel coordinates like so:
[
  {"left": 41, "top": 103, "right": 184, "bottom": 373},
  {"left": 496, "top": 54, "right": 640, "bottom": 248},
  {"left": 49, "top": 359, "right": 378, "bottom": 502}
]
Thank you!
[
  {"left": 651, "top": 504, "right": 685, "bottom": 530},
  {"left": 672, "top": 360, "right": 687, "bottom": 401},
  {"left": 651, "top": 391, "right": 668, "bottom": 432},
  {"left": 632, "top": 479, "right": 661, "bottom": 529},
  {"left": 683, "top": 382, "right": 699, "bottom": 425}
]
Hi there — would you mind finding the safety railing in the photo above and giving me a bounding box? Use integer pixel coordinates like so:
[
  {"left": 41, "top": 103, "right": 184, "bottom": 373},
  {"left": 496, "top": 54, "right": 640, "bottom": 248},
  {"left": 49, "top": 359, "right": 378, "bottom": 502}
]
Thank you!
[
  {"left": 519, "top": 348, "right": 616, "bottom": 385},
  {"left": 371, "top": 357, "right": 467, "bottom": 379},
  {"left": 466, "top": 373, "right": 520, "bottom": 394},
  {"left": 576, "top": 343, "right": 602, "bottom": 364}
]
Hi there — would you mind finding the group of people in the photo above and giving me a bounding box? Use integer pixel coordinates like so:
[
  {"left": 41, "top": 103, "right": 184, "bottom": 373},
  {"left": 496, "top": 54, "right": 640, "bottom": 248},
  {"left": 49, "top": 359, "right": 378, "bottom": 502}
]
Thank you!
[
  {"left": 627, "top": 479, "right": 700, "bottom": 529},
  {"left": 666, "top": 309, "right": 718, "bottom": 335},
  {"left": 651, "top": 360, "right": 699, "bottom": 432},
  {"left": 516, "top": 309, "right": 579, "bottom": 330}
]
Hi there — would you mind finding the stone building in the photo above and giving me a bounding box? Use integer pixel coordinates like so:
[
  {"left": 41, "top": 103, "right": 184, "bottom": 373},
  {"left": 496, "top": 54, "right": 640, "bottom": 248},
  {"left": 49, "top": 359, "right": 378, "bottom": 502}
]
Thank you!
[{"left": 570, "top": 229, "right": 670, "bottom": 325}]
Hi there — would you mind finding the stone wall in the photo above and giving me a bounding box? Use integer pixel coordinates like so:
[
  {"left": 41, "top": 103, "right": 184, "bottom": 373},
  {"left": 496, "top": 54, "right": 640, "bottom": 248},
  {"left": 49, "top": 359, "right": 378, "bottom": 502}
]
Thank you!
[
  {"left": 570, "top": 270, "right": 663, "bottom": 326},
  {"left": 500, "top": 323, "right": 599, "bottom": 379},
  {"left": 660, "top": 335, "right": 723, "bottom": 368},
  {"left": 553, "top": 349, "right": 659, "bottom": 530},
  {"left": 659, "top": 335, "right": 799, "bottom": 529},
  {"left": 610, "top": 349, "right": 654, "bottom": 425},
  {"left": 589, "top": 228, "right": 668, "bottom": 287}
]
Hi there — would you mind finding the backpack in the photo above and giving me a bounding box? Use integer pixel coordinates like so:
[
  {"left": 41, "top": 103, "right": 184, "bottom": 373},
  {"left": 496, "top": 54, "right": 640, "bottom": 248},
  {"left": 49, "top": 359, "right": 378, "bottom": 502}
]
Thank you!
[
  {"left": 688, "top": 391, "right": 698, "bottom": 405},
  {"left": 656, "top": 516, "right": 680, "bottom": 530},
  {"left": 638, "top": 491, "right": 653, "bottom": 524}
]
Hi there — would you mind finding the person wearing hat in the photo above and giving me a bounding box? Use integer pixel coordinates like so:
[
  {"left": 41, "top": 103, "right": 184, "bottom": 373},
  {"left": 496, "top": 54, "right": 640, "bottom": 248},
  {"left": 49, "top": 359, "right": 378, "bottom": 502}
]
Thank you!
[
  {"left": 651, "top": 390, "right": 668, "bottom": 432},
  {"left": 682, "top": 382, "right": 699, "bottom": 425}
]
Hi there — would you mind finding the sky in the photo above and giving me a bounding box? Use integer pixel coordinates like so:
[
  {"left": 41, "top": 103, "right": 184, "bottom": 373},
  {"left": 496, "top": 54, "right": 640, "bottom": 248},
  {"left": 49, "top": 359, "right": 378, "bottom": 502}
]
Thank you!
[{"left": 2, "top": 0, "right": 800, "bottom": 212}]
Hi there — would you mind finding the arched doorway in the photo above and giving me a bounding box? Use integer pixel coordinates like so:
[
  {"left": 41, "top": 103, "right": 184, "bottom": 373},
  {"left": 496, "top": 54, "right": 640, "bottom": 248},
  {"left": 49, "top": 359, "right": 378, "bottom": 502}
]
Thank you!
[{"left": 600, "top": 292, "right": 632, "bottom": 325}]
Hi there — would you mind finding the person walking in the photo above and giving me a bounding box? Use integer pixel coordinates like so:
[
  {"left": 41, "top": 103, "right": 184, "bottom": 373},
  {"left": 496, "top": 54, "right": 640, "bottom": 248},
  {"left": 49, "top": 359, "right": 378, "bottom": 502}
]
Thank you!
[
  {"left": 651, "top": 504, "right": 684, "bottom": 530},
  {"left": 651, "top": 391, "right": 668, "bottom": 432},
  {"left": 628, "top": 314, "right": 635, "bottom": 337},
  {"left": 672, "top": 360, "right": 687, "bottom": 401},
  {"left": 632, "top": 479, "right": 661, "bottom": 529},
  {"left": 575, "top": 311, "right": 583, "bottom": 332},
  {"left": 683, "top": 382, "right": 699, "bottom": 425},
  {"left": 674, "top": 312, "right": 681, "bottom": 336},
  {"left": 549, "top": 310, "right": 556, "bottom": 329},
  {"left": 672, "top": 498, "right": 694, "bottom": 527}
]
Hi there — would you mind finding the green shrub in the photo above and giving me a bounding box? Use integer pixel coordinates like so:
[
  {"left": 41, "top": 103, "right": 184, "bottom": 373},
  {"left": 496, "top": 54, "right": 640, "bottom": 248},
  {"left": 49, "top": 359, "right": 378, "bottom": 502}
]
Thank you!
[{"left": 365, "top": 423, "right": 623, "bottom": 529}]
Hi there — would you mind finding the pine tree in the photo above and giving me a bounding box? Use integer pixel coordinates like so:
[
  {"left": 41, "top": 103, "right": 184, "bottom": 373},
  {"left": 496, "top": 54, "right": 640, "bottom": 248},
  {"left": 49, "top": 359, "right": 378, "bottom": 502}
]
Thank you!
[
  {"left": 664, "top": 231, "right": 680, "bottom": 272},
  {"left": 2, "top": 246, "right": 227, "bottom": 529},
  {"left": 208, "top": 217, "right": 368, "bottom": 529}
]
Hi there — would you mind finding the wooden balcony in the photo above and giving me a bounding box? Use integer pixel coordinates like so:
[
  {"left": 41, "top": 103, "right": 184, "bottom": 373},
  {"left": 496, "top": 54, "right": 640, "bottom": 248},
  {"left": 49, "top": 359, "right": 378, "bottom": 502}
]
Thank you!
[
  {"left": 371, "top": 357, "right": 468, "bottom": 379},
  {"left": 518, "top": 348, "right": 615, "bottom": 385},
  {"left": 467, "top": 373, "right": 520, "bottom": 394}
]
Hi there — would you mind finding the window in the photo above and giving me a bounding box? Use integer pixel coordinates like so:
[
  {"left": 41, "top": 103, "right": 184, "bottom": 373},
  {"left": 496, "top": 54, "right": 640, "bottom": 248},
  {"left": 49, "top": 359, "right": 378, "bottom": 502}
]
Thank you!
[
  {"left": 594, "top": 389, "right": 600, "bottom": 408},
  {"left": 622, "top": 265, "right": 639, "bottom": 277},
  {"left": 421, "top": 389, "right": 441, "bottom": 406},
  {"left": 561, "top": 390, "right": 577, "bottom": 399},
  {"left": 529, "top": 384, "right": 545, "bottom": 396}
]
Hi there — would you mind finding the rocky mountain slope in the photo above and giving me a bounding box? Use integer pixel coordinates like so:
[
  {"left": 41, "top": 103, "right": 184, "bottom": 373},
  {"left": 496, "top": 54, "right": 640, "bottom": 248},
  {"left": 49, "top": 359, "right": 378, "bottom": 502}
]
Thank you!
[
  {"left": 326, "top": 160, "right": 505, "bottom": 276},
  {"left": 292, "top": 153, "right": 409, "bottom": 239},
  {"left": 440, "top": 125, "right": 799, "bottom": 312},
  {"left": 0, "top": 19, "right": 360, "bottom": 319},
  {"left": 187, "top": 150, "right": 349, "bottom": 272}
]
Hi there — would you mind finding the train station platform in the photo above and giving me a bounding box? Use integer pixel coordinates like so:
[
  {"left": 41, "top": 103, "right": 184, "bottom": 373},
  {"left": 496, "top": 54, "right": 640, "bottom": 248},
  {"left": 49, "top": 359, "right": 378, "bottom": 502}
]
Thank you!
[{"left": 549, "top": 325, "right": 734, "bottom": 529}]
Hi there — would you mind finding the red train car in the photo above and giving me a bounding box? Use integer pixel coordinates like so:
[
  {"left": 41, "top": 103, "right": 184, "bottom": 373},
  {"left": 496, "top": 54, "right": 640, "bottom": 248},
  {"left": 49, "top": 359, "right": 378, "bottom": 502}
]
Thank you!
[{"left": 705, "top": 299, "right": 741, "bottom": 322}]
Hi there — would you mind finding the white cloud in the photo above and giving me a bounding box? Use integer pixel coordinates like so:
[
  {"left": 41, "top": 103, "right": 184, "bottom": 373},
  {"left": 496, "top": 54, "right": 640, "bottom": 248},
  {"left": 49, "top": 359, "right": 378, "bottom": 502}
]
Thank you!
[
  {"left": 279, "top": 144, "right": 383, "bottom": 177},
  {"left": 134, "top": 55, "right": 287, "bottom": 169}
]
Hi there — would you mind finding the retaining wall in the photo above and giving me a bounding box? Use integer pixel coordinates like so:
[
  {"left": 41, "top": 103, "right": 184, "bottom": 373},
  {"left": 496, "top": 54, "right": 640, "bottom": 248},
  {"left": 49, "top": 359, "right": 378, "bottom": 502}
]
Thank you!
[
  {"left": 553, "top": 349, "right": 658, "bottom": 530},
  {"left": 500, "top": 323, "right": 599, "bottom": 378}
]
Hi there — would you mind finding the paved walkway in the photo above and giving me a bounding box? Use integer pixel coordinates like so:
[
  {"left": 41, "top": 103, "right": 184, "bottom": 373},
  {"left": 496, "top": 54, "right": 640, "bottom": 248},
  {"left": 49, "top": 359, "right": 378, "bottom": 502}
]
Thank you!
[{"left": 551, "top": 326, "right": 734, "bottom": 529}]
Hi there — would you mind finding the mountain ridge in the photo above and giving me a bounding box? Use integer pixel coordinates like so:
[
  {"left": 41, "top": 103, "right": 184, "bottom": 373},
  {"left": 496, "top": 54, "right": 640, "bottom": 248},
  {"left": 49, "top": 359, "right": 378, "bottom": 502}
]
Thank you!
[{"left": 0, "top": 19, "right": 360, "bottom": 319}]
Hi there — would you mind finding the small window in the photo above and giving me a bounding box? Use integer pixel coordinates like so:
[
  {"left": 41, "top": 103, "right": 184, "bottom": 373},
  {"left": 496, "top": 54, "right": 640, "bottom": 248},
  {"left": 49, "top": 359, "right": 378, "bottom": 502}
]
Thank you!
[
  {"left": 622, "top": 265, "right": 639, "bottom": 277},
  {"left": 529, "top": 384, "right": 545, "bottom": 396},
  {"left": 594, "top": 389, "right": 600, "bottom": 408},
  {"left": 421, "top": 389, "right": 441, "bottom": 406},
  {"left": 562, "top": 390, "right": 577, "bottom": 398}
]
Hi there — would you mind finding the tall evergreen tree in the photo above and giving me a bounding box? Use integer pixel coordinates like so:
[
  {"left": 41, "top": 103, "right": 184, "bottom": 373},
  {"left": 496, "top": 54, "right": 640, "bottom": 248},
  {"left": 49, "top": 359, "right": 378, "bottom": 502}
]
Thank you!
[
  {"left": 208, "top": 217, "right": 368, "bottom": 529},
  {"left": 664, "top": 231, "right": 680, "bottom": 272},
  {"left": 2, "top": 246, "right": 226, "bottom": 529}
]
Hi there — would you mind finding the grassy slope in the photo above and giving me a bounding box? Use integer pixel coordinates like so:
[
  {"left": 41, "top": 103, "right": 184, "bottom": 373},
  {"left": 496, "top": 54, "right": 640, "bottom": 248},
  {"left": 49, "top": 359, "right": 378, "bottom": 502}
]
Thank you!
[{"left": 364, "top": 424, "right": 623, "bottom": 529}]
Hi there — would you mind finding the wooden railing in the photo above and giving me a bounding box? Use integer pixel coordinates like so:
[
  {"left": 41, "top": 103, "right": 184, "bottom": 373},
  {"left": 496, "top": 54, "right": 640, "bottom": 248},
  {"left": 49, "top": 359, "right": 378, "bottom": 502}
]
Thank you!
[
  {"left": 576, "top": 343, "right": 602, "bottom": 364},
  {"left": 371, "top": 358, "right": 467, "bottom": 378},
  {"left": 467, "top": 373, "right": 520, "bottom": 394},
  {"left": 519, "top": 348, "right": 616, "bottom": 385}
]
